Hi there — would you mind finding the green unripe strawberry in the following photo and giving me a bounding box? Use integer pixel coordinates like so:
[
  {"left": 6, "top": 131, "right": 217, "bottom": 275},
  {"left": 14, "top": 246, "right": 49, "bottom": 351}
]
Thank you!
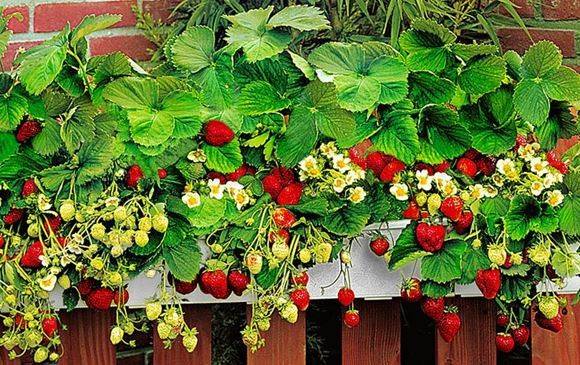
[
  {"left": 257, "top": 318, "right": 271, "bottom": 331},
  {"left": 146, "top": 302, "right": 162, "bottom": 320},
  {"left": 110, "top": 326, "right": 124, "bottom": 345},
  {"left": 107, "top": 272, "right": 123, "bottom": 286},
  {"left": 299, "top": 248, "right": 311, "bottom": 263},
  {"left": 182, "top": 334, "right": 198, "bottom": 352},
  {"left": 427, "top": 194, "right": 442, "bottom": 215},
  {"left": 315, "top": 242, "right": 332, "bottom": 263},
  {"left": 529, "top": 244, "right": 551, "bottom": 267},
  {"left": 280, "top": 303, "right": 298, "bottom": 323},
  {"left": 152, "top": 214, "right": 169, "bottom": 233},
  {"left": 272, "top": 242, "right": 290, "bottom": 260},
  {"left": 113, "top": 207, "right": 128, "bottom": 223},
  {"left": 90, "top": 223, "right": 107, "bottom": 241},
  {"left": 34, "top": 347, "right": 49, "bottom": 363},
  {"left": 134, "top": 230, "right": 149, "bottom": 247},
  {"left": 123, "top": 322, "right": 135, "bottom": 335},
  {"left": 58, "top": 275, "right": 71, "bottom": 289},
  {"left": 138, "top": 217, "right": 152, "bottom": 232},
  {"left": 538, "top": 296, "right": 559, "bottom": 319},
  {"left": 487, "top": 244, "right": 507, "bottom": 266},
  {"left": 415, "top": 192, "right": 428, "bottom": 207},
  {"left": 157, "top": 322, "right": 171, "bottom": 340},
  {"left": 60, "top": 200, "right": 76, "bottom": 222},
  {"left": 27, "top": 223, "right": 39, "bottom": 238}
]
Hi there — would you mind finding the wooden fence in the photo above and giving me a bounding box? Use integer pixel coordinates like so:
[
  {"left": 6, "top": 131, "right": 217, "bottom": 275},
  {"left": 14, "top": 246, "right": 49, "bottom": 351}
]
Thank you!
[{"left": 1, "top": 295, "right": 578, "bottom": 365}]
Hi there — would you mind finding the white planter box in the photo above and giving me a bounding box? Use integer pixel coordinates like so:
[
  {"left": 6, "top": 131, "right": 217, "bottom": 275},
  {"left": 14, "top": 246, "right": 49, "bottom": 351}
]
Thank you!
[{"left": 49, "top": 220, "right": 580, "bottom": 308}]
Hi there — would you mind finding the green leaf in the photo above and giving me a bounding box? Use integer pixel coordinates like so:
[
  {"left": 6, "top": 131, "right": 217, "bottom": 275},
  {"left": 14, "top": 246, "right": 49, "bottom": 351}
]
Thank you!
[
  {"left": 104, "top": 77, "right": 158, "bottom": 109},
  {"left": 459, "top": 245, "right": 490, "bottom": 284},
  {"left": 308, "top": 42, "right": 365, "bottom": 75},
  {"left": 521, "top": 40, "right": 562, "bottom": 79},
  {"left": 559, "top": 195, "right": 580, "bottom": 236},
  {"left": 71, "top": 14, "right": 121, "bottom": 46},
  {"left": 458, "top": 56, "right": 506, "bottom": 95},
  {"left": 276, "top": 107, "right": 318, "bottom": 167},
  {"left": 288, "top": 51, "right": 315, "bottom": 80},
  {"left": 388, "top": 222, "right": 431, "bottom": 270},
  {"left": 373, "top": 111, "right": 419, "bottom": 164},
  {"left": 171, "top": 26, "right": 215, "bottom": 73},
  {"left": 128, "top": 109, "right": 174, "bottom": 147},
  {"left": 408, "top": 71, "right": 455, "bottom": 107},
  {"left": 163, "top": 240, "right": 202, "bottom": 282},
  {"left": 0, "top": 92, "right": 27, "bottom": 131},
  {"left": 422, "top": 281, "right": 454, "bottom": 298},
  {"left": 32, "top": 119, "right": 61, "bottom": 156},
  {"left": 289, "top": 197, "right": 328, "bottom": 215},
  {"left": 399, "top": 19, "right": 456, "bottom": 72},
  {"left": 542, "top": 66, "right": 580, "bottom": 102},
  {"left": 514, "top": 78, "right": 550, "bottom": 126},
  {"left": 421, "top": 239, "right": 467, "bottom": 283},
  {"left": 453, "top": 43, "right": 498, "bottom": 62},
  {"left": 256, "top": 267, "right": 280, "bottom": 289},
  {"left": 18, "top": 28, "right": 69, "bottom": 95},
  {"left": 192, "top": 57, "right": 234, "bottom": 109},
  {"left": 238, "top": 81, "right": 290, "bottom": 115},
  {"left": 505, "top": 195, "right": 559, "bottom": 239},
  {"left": 162, "top": 92, "right": 202, "bottom": 139},
  {"left": 320, "top": 202, "right": 370, "bottom": 237},
  {"left": 167, "top": 195, "right": 226, "bottom": 228},
  {"left": 499, "top": 276, "right": 531, "bottom": 303},
  {"left": 76, "top": 137, "right": 122, "bottom": 185},
  {"left": 417, "top": 105, "right": 471, "bottom": 164},
  {"left": 267, "top": 5, "right": 330, "bottom": 30},
  {"left": 551, "top": 249, "right": 580, "bottom": 278},
  {"left": 203, "top": 139, "right": 243, "bottom": 173},
  {"left": 0, "top": 133, "right": 18, "bottom": 163},
  {"left": 536, "top": 101, "right": 577, "bottom": 149},
  {"left": 93, "top": 52, "right": 132, "bottom": 84},
  {"left": 62, "top": 288, "right": 80, "bottom": 312}
]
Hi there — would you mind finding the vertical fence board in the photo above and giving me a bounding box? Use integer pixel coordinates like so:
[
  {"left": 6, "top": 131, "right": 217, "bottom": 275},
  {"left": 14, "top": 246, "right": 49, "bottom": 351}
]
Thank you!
[
  {"left": 247, "top": 306, "right": 306, "bottom": 365},
  {"left": 59, "top": 309, "right": 116, "bottom": 365},
  {"left": 342, "top": 300, "right": 401, "bottom": 365},
  {"left": 436, "top": 297, "right": 496, "bottom": 365},
  {"left": 153, "top": 304, "right": 212, "bottom": 365},
  {"left": 0, "top": 349, "right": 21, "bottom": 365},
  {"left": 532, "top": 294, "right": 579, "bottom": 365}
]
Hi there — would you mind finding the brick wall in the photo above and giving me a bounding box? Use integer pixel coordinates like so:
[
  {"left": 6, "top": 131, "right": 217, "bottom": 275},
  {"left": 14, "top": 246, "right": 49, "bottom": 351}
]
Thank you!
[
  {"left": 1, "top": 0, "right": 179, "bottom": 68},
  {"left": 498, "top": 0, "right": 579, "bottom": 71}
]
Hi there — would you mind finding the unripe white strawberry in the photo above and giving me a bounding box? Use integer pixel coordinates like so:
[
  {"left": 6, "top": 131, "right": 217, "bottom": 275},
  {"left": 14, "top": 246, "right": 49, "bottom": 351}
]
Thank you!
[
  {"left": 123, "top": 322, "right": 135, "bottom": 335},
  {"left": 415, "top": 192, "right": 428, "bottom": 207},
  {"left": 246, "top": 252, "right": 263, "bottom": 274},
  {"left": 113, "top": 206, "right": 128, "bottom": 223},
  {"left": 182, "top": 334, "right": 198, "bottom": 352},
  {"left": 315, "top": 242, "right": 332, "bottom": 263},
  {"left": 538, "top": 296, "right": 559, "bottom": 319},
  {"left": 34, "top": 347, "right": 49, "bottom": 363},
  {"left": 91, "top": 223, "right": 107, "bottom": 241},
  {"left": 157, "top": 322, "right": 171, "bottom": 340},
  {"left": 165, "top": 307, "right": 182, "bottom": 326},
  {"left": 487, "top": 244, "right": 507, "bottom": 266},
  {"left": 146, "top": 302, "right": 162, "bottom": 320},
  {"left": 110, "top": 326, "right": 124, "bottom": 345},
  {"left": 152, "top": 214, "right": 169, "bottom": 233},
  {"left": 111, "top": 245, "right": 124, "bottom": 257},
  {"left": 340, "top": 251, "right": 351, "bottom": 264},
  {"left": 27, "top": 223, "right": 39, "bottom": 237},
  {"left": 280, "top": 303, "right": 298, "bottom": 323},
  {"left": 138, "top": 217, "right": 152, "bottom": 232},
  {"left": 299, "top": 248, "right": 311, "bottom": 263},
  {"left": 427, "top": 193, "right": 442, "bottom": 215},
  {"left": 257, "top": 318, "right": 270, "bottom": 331},
  {"left": 60, "top": 200, "right": 76, "bottom": 222},
  {"left": 107, "top": 272, "right": 123, "bottom": 286},
  {"left": 529, "top": 244, "right": 551, "bottom": 267},
  {"left": 134, "top": 230, "right": 149, "bottom": 247},
  {"left": 58, "top": 275, "right": 71, "bottom": 289},
  {"left": 272, "top": 242, "right": 290, "bottom": 260}
]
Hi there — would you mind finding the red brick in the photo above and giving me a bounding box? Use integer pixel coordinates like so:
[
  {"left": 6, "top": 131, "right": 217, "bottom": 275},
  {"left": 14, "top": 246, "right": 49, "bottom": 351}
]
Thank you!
[
  {"left": 3, "top": 6, "right": 29, "bottom": 33},
  {"left": 143, "top": 0, "right": 181, "bottom": 23},
  {"left": 542, "top": 0, "right": 580, "bottom": 20},
  {"left": 499, "top": 0, "right": 535, "bottom": 18},
  {"left": 497, "top": 27, "right": 576, "bottom": 57},
  {"left": 34, "top": 1, "right": 137, "bottom": 33},
  {"left": 89, "top": 35, "right": 155, "bottom": 60},
  {"left": 2, "top": 41, "right": 43, "bottom": 69}
]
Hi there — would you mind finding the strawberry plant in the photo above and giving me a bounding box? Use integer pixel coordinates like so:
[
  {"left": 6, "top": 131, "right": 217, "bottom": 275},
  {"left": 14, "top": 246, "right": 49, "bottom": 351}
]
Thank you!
[{"left": 0, "top": 5, "right": 578, "bottom": 361}]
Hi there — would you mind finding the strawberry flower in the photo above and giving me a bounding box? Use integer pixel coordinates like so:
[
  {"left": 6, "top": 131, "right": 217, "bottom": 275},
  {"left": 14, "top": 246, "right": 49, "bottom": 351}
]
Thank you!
[
  {"left": 390, "top": 183, "right": 409, "bottom": 201},
  {"left": 546, "top": 190, "right": 564, "bottom": 207},
  {"left": 415, "top": 169, "right": 433, "bottom": 191},
  {"left": 207, "top": 179, "right": 225, "bottom": 200},
  {"left": 182, "top": 192, "right": 201, "bottom": 208},
  {"left": 38, "top": 274, "right": 57, "bottom": 292}
]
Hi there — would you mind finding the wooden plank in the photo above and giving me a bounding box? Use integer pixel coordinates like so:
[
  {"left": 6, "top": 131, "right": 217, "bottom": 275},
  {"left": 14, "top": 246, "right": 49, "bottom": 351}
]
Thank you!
[
  {"left": 247, "top": 306, "right": 306, "bottom": 365},
  {"left": 59, "top": 309, "right": 116, "bottom": 365},
  {"left": 0, "top": 346, "right": 21, "bottom": 365},
  {"left": 436, "top": 297, "right": 496, "bottom": 365},
  {"left": 153, "top": 304, "right": 212, "bottom": 365},
  {"left": 532, "top": 294, "right": 579, "bottom": 365},
  {"left": 342, "top": 300, "right": 401, "bottom": 365}
]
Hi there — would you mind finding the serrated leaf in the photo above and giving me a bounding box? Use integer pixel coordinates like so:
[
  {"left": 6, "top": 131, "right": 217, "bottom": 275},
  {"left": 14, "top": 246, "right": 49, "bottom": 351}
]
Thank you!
[
  {"left": 0, "top": 92, "right": 27, "bottom": 131},
  {"left": 77, "top": 137, "right": 122, "bottom": 185},
  {"left": 163, "top": 239, "right": 202, "bottom": 282},
  {"left": 421, "top": 239, "right": 467, "bottom": 283},
  {"left": 18, "top": 28, "right": 69, "bottom": 95},
  {"left": 399, "top": 19, "right": 456, "bottom": 72},
  {"left": 238, "top": 80, "right": 290, "bottom": 115},
  {"left": 203, "top": 139, "right": 243, "bottom": 173},
  {"left": 551, "top": 249, "right": 580, "bottom": 278},
  {"left": 171, "top": 26, "right": 215, "bottom": 73},
  {"left": 422, "top": 281, "right": 454, "bottom": 298},
  {"left": 289, "top": 196, "right": 328, "bottom": 215},
  {"left": 453, "top": 43, "right": 498, "bottom": 62},
  {"left": 521, "top": 40, "right": 562, "bottom": 78},
  {"left": 32, "top": 119, "right": 61, "bottom": 156},
  {"left": 93, "top": 52, "right": 132, "bottom": 84},
  {"left": 459, "top": 245, "right": 490, "bottom": 284},
  {"left": 288, "top": 51, "right": 315, "bottom": 80},
  {"left": 103, "top": 77, "right": 158, "bottom": 109},
  {"left": 514, "top": 78, "right": 550, "bottom": 126},
  {"left": 276, "top": 107, "right": 318, "bottom": 167},
  {"left": 458, "top": 56, "right": 506, "bottom": 95},
  {"left": 388, "top": 222, "right": 431, "bottom": 270},
  {"left": 267, "top": 5, "right": 330, "bottom": 30},
  {"left": 71, "top": 14, "right": 121, "bottom": 46},
  {"left": 559, "top": 195, "right": 580, "bottom": 236},
  {"left": 499, "top": 276, "right": 531, "bottom": 302},
  {"left": 373, "top": 111, "right": 419, "bottom": 164},
  {"left": 167, "top": 195, "right": 226, "bottom": 228},
  {"left": 537, "top": 101, "right": 577, "bottom": 149},
  {"left": 320, "top": 201, "right": 370, "bottom": 237},
  {"left": 542, "top": 66, "right": 580, "bottom": 102},
  {"left": 0, "top": 132, "right": 18, "bottom": 163},
  {"left": 408, "top": 71, "right": 455, "bottom": 107},
  {"left": 62, "top": 288, "right": 80, "bottom": 312}
]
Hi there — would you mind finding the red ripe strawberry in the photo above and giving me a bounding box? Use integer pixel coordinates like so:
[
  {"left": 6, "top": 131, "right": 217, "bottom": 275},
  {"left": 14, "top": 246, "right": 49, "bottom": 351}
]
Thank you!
[
  {"left": 227, "top": 164, "right": 250, "bottom": 181},
  {"left": 16, "top": 120, "right": 42, "bottom": 143},
  {"left": 535, "top": 311, "right": 563, "bottom": 333},
  {"left": 157, "top": 169, "right": 168, "bottom": 179},
  {"left": 113, "top": 288, "right": 130, "bottom": 306},
  {"left": 207, "top": 172, "right": 227, "bottom": 184},
  {"left": 552, "top": 160, "right": 568, "bottom": 174},
  {"left": 269, "top": 229, "right": 290, "bottom": 245},
  {"left": 456, "top": 157, "right": 477, "bottom": 178},
  {"left": 86, "top": 287, "right": 115, "bottom": 311},
  {"left": 453, "top": 211, "right": 473, "bottom": 235},
  {"left": 42, "top": 317, "right": 59, "bottom": 338},
  {"left": 77, "top": 278, "right": 97, "bottom": 298},
  {"left": 475, "top": 268, "right": 501, "bottom": 299},
  {"left": 228, "top": 270, "right": 250, "bottom": 296},
  {"left": 338, "top": 287, "right": 355, "bottom": 307},
  {"left": 174, "top": 279, "right": 197, "bottom": 295},
  {"left": 207, "top": 270, "right": 230, "bottom": 299},
  {"left": 276, "top": 167, "right": 296, "bottom": 184},
  {"left": 292, "top": 271, "right": 309, "bottom": 287},
  {"left": 343, "top": 310, "right": 360, "bottom": 328},
  {"left": 125, "top": 165, "right": 144, "bottom": 188},
  {"left": 402, "top": 201, "right": 420, "bottom": 220},
  {"left": 366, "top": 152, "right": 388, "bottom": 176},
  {"left": 369, "top": 235, "right": 389, "bottom": 256},
  {"left": 0, "top": 235, "right": 4, "bottom": 249},
  {"left": 379, "top": 159, "right": 406, "bottom": 183},
  {"left": 14, "top": 314, "right": 27, "bottom": 329},
  {"left": 348, "top": 140, "right": 372, "bottom": 170},
  {"left": 415, "top": 222, "right": 446, "bottom": 253},
  {"left": 44, "top": 215, "right": 62, "bottom": 233},
  {"left": 199, "top": 270, "right": 212, "bottom": 294},
  {"left": 511, "top": 325, "right": 530, "bottom": 346},
  {"left": 20, "top": 240, "right": 43, "bottom": 268},
  {"left": 415, "top": 163, "right": 434, "bottom": 175},
  {"left": 421, "top": 297, "right": 445, "bottom": 321},
  {"left": 204, "top": 120, "right": 234, "bottom": 146},
  {"left": 438, "top": 310, "right": 461, "bottom": 343},
  {"left": 496, "top": 333, "right": 515, "bottom": 353},
  {"left": 401, "top": 278, "right": 423, "bottom": 303},
  {"left": 277, "top": 182, "right": 303, "bottom": 205},
  {"left": 272, "top": 207, "right": 296, "bottom": 228},
  {"left": 514, "top": 135, "right": 527, "bottom": 150},
  {"left": 290, "top": 288, "right": 310, "bottom": 311},
  {"left": 545, "top": 151, "right": 569, "bottom": 174},
  {"left": 497, "top": 313, "right": 509, "bottom": 327},
  {"left": 440, "top": 196, "right": 464, "bottom": 221},
  {"left": 476, "top": 156, "right": 495, "bottom": 176},
  {"left": 4, "top": 208, "right": 25, "bottom": 225},
  {"left": 463, "top": 149, "right": 481, "bottom": 160},
  {"left": 21, "top": 178, "right": 39, "bottom": 197},
  {"left": 434, "top": 161, "right": 450, "bottom": 173},
  {"left": 262, "top": 173, "right": 285, "bottom": 199}
]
